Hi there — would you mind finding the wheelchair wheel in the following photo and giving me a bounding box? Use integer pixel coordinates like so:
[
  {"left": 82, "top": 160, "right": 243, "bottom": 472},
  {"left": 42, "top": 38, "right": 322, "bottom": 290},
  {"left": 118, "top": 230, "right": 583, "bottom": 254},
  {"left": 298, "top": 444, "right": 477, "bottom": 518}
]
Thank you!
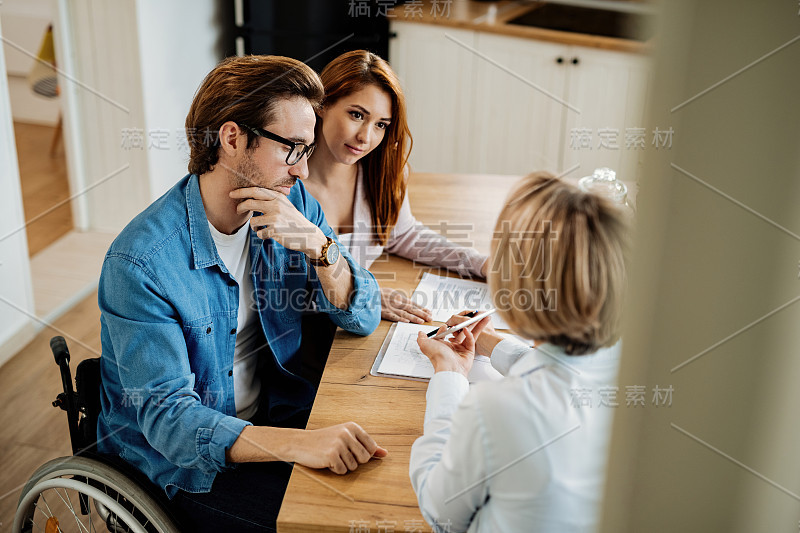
[{"left": 13, "top": 456, "right": 179, "bottom": 533}]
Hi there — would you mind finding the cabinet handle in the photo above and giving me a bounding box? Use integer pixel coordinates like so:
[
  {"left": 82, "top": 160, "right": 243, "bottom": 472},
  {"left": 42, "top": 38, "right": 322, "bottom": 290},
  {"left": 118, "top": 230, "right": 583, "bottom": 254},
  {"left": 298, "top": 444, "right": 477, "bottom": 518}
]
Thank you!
[
  {"left": 571, "top": 57, "right": 580, "bottom": 65},
  {"left": 556, "top": 57, "right": 564, "bottom": 64}
]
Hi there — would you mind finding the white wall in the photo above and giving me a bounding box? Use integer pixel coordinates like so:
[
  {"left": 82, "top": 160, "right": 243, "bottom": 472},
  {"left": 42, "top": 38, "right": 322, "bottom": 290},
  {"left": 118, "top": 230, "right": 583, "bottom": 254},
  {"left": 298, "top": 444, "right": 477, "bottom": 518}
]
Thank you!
[
  {"left": 54, "top": 0, "right": 150, "bottom": 233},
  {"left": 135, "top": 0, "right": 224, "bottom": 199},
  {"left": 55, "top": 0, "right": 223, "bottom": 233},
  {"left": 0, "top": 16, "right": 36, "bottom": 367}
]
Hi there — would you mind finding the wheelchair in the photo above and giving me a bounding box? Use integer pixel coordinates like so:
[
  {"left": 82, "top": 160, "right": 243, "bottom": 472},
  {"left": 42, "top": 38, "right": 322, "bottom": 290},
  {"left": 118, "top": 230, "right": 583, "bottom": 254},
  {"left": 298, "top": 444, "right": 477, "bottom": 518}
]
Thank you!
[{"left": 13, "top": 337, "right": 182, "bottom": 533}]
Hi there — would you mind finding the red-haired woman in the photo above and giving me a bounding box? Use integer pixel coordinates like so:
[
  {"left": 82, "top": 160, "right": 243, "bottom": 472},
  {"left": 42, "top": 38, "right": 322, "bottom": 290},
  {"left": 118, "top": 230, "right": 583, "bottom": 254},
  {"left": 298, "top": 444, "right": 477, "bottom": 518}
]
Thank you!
[{"left": 305, "top": 50, "right": 488, "bottom": 324}]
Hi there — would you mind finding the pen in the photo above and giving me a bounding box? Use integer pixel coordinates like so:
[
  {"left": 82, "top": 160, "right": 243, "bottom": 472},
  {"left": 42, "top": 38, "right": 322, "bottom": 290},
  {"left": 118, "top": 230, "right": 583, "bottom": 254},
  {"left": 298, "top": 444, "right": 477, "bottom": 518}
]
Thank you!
[
  {"left": 427, "top": 309, "right": 497, "bottom": 340},
  {"left": 426, "top": 311, "right": 478, "bottom": 337}
]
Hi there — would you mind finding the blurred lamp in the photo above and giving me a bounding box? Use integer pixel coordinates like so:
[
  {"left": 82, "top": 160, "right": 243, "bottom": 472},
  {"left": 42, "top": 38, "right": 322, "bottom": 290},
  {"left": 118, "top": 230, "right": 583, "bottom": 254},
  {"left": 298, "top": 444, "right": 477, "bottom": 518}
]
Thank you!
[{"left": 28, "top": 24, "right": 58, "bottom": 98}]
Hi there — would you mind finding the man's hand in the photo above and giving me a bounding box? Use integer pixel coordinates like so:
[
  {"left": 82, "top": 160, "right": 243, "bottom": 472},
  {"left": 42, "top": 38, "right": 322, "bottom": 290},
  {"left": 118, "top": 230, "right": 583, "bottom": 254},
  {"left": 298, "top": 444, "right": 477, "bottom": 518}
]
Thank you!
[
  {"left": 416, "top": 315, "right": 490, "bottom": 376},
  {"left": 291, "top": 422, "right": 388, "bottom": 475},
  {"left": 227, "top": 423, "right": 387, "bottom": 474},
  {"left": 230, "top": 187, "right": 354, "bottom": 309},
  {"left": 445, "top": 310, "right": 504, "bottom": 357},
  {"left": 380, "top": 287, "right": 433, "bottom": 324},
  {"left": 231, "top": 187, "right": 327, "bottom": 259}
]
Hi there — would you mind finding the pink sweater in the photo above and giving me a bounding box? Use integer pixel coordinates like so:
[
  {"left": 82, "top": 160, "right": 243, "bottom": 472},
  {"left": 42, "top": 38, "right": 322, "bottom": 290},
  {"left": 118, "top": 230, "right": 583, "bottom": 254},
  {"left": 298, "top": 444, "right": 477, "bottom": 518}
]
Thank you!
[{"left": 337, "top": 165, "right": 487, "bottom": 278}]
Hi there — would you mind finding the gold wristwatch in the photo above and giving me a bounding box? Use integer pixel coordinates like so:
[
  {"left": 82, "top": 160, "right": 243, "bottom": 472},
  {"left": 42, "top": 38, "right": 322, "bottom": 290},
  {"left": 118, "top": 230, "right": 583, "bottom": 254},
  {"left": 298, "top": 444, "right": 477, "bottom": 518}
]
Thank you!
[{"left": 316, "top": 236, "right": 340, "bottom": 267}]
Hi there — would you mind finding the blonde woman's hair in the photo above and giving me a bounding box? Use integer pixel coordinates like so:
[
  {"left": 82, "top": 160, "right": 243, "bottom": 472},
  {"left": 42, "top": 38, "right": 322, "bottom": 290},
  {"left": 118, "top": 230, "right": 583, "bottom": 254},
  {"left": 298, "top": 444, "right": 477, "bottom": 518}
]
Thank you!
[{"left": 488, "top": 171, "right": 630, "bottom": 355}]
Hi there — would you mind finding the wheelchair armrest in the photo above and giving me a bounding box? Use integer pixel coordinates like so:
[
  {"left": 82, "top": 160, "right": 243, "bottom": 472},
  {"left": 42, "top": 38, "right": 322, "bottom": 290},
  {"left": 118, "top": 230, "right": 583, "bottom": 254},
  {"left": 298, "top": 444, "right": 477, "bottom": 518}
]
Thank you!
[{"left": 75, "top": 357, "right": 102, "bottom": 453}]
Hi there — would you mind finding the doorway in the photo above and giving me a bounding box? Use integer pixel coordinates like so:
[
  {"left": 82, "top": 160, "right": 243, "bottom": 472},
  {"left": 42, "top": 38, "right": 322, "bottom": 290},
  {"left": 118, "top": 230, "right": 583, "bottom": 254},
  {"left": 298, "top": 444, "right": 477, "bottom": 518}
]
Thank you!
[
  {"left": 14, "top": 120, "right": 73, "bottom": 256},
  {"left": 3, "top": 5, "right": 115, "bottom": 325}
]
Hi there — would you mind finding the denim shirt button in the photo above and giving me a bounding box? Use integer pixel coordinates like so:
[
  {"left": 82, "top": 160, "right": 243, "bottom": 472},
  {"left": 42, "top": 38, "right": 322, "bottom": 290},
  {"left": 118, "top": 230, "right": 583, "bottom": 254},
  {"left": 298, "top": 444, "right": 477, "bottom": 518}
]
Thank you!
[
  {"left": 229, "top": 328, "right": 236, "bottom": 335},
  {"left": 228, "top": 370, "right": 233, "bottom": 377},
  {"left": 206, "top": 327, "right": 211, "bottom": 334}
]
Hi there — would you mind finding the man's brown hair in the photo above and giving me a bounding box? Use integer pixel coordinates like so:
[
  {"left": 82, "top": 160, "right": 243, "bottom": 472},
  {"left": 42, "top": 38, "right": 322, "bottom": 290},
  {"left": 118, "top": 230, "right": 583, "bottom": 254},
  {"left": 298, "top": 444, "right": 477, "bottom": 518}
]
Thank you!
[{"left": 185, "top": 55, "right": 324, "bottom": 176}]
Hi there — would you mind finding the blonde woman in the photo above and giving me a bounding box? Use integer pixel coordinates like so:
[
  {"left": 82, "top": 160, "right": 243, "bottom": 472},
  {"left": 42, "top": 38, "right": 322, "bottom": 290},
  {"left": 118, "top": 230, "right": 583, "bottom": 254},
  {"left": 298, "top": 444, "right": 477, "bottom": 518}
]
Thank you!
[{"left": 411, "top": 172, "right": 630, "bottom": 532}]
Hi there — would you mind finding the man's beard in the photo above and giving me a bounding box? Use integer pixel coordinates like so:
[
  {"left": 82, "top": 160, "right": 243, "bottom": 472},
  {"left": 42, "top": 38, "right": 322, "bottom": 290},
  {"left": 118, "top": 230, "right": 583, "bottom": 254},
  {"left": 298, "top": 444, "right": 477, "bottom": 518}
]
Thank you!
[
  {"left": 230, "top": 150, "right": 260, "bottom": 190},
  {"left": 229, "top": 151, "right": 296, "bottom": 192}
]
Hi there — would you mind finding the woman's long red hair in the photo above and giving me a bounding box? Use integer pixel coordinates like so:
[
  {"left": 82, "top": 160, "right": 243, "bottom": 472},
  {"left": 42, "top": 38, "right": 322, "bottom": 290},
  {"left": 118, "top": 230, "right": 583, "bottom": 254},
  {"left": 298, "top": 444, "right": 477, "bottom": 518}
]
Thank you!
[{"left": 319, "top": 50, "right": 412, "bottom": 246}]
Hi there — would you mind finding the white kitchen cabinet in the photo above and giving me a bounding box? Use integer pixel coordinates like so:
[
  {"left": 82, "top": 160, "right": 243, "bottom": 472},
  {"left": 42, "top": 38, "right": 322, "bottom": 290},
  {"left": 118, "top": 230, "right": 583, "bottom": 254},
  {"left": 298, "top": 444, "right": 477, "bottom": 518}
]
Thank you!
[
  {"left": 388, "top": 23, "right": 478, "bottom": 174},
  {"left": 389, "top": 21, "right": 651, "bottom": 181},
  {"left": 471, "top": 31, "right": 568, "bottom": 175},
  {"left": 561, "top": 44, "right": 651, "bottom": 182}
]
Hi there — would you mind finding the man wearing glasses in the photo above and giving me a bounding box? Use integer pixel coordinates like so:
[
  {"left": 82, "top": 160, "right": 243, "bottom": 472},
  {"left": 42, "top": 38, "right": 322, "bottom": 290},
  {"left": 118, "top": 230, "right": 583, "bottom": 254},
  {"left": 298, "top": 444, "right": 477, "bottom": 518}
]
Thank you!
[{"left": 96, "top": 56, "right": 384, "bottom": 532}]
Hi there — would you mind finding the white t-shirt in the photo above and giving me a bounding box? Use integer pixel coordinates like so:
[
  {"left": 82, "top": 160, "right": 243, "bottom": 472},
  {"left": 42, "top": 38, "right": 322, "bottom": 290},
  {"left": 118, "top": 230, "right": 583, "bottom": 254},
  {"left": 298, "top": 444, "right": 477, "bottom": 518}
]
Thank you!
[{"left": 208, "top": 220, "right": 262, "bottom": 420}]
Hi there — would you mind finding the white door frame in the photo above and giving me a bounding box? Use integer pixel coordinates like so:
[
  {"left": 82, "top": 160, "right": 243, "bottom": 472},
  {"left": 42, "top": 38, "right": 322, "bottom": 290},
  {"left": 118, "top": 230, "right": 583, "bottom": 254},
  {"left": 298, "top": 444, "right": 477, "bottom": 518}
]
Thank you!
[
  {"left": 0, "top": 17, "right": 36, "bottom": 367},
  {"left": 53, "top": 0, "right": 90, "bottom": 229}
]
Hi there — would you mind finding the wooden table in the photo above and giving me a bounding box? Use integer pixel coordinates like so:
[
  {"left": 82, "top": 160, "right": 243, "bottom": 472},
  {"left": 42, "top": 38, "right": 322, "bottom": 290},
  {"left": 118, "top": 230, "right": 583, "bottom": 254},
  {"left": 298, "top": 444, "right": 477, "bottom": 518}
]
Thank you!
[
  {"left": 277, "top": 172, "right": 635, "bottom": 531},
  {"left": 276, "top": 173, "right": 520, "bottom": 532}
]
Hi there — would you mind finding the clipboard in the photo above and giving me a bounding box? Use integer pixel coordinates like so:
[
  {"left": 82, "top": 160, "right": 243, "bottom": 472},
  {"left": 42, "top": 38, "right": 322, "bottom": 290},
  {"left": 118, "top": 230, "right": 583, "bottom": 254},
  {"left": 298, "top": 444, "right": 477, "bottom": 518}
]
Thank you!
[
  {"left": 369, "top": 322, "right": 431, "bottom": 382},
  {"left": 369, "top": 323, "right": 507, "bottom": 384}
]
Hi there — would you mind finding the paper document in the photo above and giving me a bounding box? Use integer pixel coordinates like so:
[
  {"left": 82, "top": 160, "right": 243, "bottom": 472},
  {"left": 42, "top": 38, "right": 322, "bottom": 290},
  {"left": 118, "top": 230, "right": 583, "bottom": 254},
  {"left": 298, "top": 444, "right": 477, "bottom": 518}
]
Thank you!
[
  {"left": 374, "top": 323, "right": 503, "bottom": 382},
  {"left": 412, "top": 272, "right": 510, "bottom": 330}
]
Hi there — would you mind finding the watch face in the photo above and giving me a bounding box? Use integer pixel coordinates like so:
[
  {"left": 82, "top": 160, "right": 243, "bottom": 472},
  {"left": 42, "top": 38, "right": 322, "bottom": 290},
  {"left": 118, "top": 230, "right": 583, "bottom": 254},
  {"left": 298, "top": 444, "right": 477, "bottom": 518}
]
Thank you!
[{"left": 327, "top": 242, "right": 340, "bottom": 265}]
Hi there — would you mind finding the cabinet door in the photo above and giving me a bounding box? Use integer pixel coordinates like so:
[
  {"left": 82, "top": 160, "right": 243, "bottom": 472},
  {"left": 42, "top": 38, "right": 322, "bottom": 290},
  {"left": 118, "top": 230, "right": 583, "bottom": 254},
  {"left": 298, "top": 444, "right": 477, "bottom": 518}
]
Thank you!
[
  {"left": 472, "top": 32, "right": 568, "bottom": 175},
  {"left": 389, "top": 22, "right": 477, "bottom": 173},
  {"left": 562, "top": 46, "right": 652, "bottom": 182}
]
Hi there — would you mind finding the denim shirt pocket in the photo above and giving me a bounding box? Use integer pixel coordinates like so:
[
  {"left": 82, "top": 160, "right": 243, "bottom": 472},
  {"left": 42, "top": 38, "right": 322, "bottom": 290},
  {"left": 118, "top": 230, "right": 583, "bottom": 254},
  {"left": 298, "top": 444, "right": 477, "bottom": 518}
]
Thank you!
[
  {"left": 182, "top": 315, "right": 214, "bottom": 339},
  {"left": 181, "top": 316, "right": 218, "bottom": 383}
]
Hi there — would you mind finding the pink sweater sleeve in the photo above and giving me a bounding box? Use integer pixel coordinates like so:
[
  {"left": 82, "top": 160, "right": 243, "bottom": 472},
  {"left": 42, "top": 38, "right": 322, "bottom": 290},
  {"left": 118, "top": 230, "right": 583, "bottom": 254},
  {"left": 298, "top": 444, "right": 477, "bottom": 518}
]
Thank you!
[{"left": 385, "top": 190, "right": 488, "bottom": 278}]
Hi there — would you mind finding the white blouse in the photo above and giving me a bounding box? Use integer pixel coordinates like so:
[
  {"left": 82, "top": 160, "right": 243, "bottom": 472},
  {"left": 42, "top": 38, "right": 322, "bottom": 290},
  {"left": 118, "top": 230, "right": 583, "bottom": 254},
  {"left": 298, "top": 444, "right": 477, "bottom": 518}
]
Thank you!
[
  {"left": 409, "top": 338, "right": 622, "bottom": 533},
  {"left": 337, "top": 165, "right": 487, "bottom": 278}
]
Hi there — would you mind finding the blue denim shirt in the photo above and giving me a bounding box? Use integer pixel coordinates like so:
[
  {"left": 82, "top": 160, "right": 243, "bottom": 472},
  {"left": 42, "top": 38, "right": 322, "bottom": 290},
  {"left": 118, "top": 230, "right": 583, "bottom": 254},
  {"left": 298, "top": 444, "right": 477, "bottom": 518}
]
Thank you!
[{"left": 97, "top": 174, "right": 380, "bottom": 498}]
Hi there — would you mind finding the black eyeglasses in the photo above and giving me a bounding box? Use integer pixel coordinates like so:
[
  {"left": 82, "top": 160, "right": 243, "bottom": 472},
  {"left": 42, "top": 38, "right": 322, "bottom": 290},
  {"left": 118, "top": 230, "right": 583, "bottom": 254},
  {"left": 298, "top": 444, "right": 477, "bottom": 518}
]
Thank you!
[{"left": 239, "top": 124, "right": 315, "bottom": 165}]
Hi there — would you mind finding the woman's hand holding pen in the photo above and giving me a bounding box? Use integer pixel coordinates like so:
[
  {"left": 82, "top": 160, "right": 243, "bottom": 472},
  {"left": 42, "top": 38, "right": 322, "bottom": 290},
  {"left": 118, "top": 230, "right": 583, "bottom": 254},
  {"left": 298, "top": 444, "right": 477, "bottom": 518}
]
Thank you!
[
  {"left": 416, "top": 313, "right": 491, "bottom": 376},
  {"left": 444, "top": 311, "right": 504, "bottom": 357}
]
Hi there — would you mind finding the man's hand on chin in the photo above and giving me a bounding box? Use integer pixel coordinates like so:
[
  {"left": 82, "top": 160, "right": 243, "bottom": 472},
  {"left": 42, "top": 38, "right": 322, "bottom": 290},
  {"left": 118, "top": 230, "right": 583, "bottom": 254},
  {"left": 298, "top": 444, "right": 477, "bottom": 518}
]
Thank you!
[{"left": 230, "top": 187, "right": 326, "bottom": 258}]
